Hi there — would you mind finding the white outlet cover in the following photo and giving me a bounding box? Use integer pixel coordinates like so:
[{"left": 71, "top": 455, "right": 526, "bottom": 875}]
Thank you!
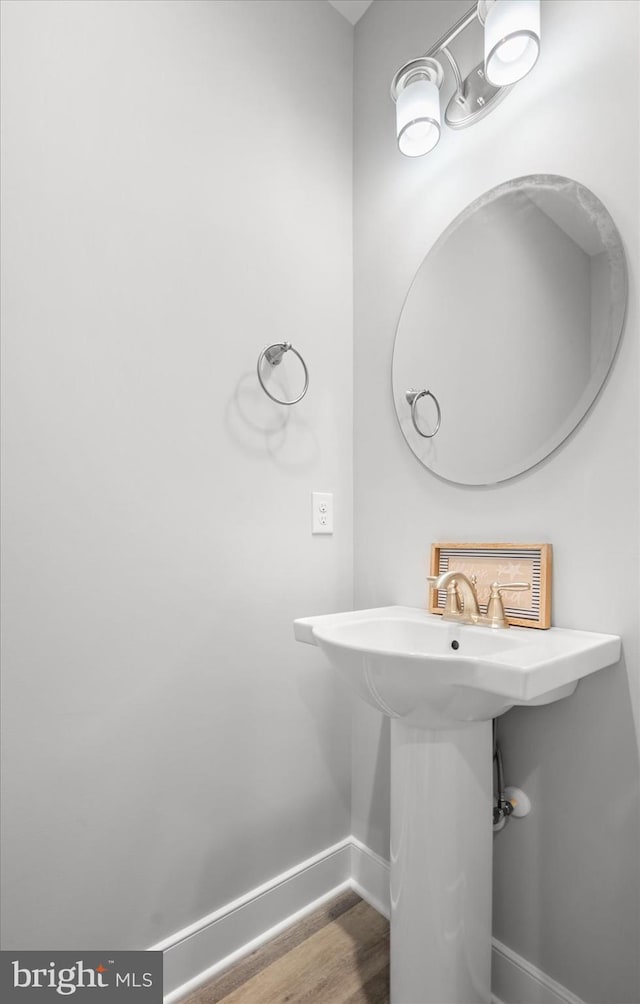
[{"left": 312, "top": 492, "right": 333, "bottom": 535}]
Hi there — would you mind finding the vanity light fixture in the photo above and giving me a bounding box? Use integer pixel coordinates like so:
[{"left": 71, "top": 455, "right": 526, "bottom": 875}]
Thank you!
[{"left": 391, "top": 0, "right": 541, "bottom": 157}]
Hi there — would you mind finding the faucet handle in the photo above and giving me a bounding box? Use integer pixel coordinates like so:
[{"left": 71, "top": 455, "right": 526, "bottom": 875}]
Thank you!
[{"left": 486, "top": 581, "right": 530, "bottom": 629}]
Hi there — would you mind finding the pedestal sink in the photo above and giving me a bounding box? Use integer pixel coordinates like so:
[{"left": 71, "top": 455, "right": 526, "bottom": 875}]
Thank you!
[{"left": 294, "top": 606, "right": 620, "bottom": 1004}]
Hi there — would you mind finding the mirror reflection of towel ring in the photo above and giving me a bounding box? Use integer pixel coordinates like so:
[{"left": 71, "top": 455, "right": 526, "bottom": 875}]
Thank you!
[
  {"left": 257, "top": 342, "right": 309, "bottom": 406},
  {"left": 405, "top": 388, "right": 442, "bottom": 438}
]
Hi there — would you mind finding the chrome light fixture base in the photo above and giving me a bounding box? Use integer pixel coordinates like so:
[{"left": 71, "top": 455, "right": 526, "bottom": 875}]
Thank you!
[{"left": 444, "top": 60, "right": 513, "bottom": 130}]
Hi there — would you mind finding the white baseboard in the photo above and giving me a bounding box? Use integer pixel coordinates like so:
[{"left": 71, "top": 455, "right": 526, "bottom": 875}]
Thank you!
[
  {"left": 349, "top": 835, "right": 390, "bottom": 920},
  {"left": 492, "top": 938, "right": 586, "bottom": 1004},
  {"left": 155, "top": 837, "right": 352, "bottom": 1000},
  {"left": 156, "top": 835, "right": 585, "bottom": 1004}
]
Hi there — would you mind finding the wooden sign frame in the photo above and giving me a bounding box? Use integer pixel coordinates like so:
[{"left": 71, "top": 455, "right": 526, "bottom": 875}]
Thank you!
[{"left": 429, "top": 542, "right": 552, "bottom": 629}]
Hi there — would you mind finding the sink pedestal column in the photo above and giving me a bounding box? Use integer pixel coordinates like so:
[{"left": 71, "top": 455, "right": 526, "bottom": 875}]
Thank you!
[{"left": 390, "top": 719, "right": 493, "bottom": 1004}]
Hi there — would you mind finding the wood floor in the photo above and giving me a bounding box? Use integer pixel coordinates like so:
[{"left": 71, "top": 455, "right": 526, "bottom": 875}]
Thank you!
[{"left": 182, "top": 889, "right": 390, "bottom": 1004}]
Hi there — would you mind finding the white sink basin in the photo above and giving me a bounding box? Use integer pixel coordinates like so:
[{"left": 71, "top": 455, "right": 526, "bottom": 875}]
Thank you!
[{"left": 295, "top": 605, "right": 620, "bottom": 727}]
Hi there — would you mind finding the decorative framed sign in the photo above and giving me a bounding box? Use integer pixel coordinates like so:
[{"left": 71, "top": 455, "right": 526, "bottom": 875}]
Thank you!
[{"left": 429, "top": 542, "right": 552, "bottom": 629}]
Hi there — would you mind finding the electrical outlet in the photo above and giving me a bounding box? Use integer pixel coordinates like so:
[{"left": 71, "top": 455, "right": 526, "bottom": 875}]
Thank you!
[{"left": 312, "top": 492, "right": 333, "bottom": 535}]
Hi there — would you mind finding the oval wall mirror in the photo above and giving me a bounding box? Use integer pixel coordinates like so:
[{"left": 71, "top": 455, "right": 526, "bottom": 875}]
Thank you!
[{"left": 391, "top": 175, "right": 627, "bottom": 485}]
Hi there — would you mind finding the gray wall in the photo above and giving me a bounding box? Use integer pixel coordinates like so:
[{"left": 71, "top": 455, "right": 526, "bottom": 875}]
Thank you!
[
  {"left": 1, "top": 0, "right": 354, "bottom": 950},
  {"left": 353, "top": 2, "right": 639, "bottom": 1002}
]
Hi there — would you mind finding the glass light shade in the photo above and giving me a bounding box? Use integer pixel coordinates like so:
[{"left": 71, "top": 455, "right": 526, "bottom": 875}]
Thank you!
[
  {"left": 396, "top": 78, "right": 441, "bottom": 157},
  {"left": 484, "top": 0, "right": 540, "bottom": 87}
]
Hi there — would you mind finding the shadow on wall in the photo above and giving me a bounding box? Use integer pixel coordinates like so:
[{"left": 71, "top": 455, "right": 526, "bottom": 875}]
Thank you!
[
  {"left": 295, "top": 652, "right": 353, "bottom": 820},
  {"left": 354, "top": 709, "right": 391, "bottom": 859},
  {"left": 225, "top": 371, "right": 320, "bottom": 472}
]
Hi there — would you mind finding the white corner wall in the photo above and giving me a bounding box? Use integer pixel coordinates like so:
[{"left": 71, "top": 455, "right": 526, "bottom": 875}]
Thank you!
[
  {"left": 353, "top": 2, "right": 639, "bottom": 1003},
  {"left": 0, "top": 0, "right": 353, "bottom": 950}
]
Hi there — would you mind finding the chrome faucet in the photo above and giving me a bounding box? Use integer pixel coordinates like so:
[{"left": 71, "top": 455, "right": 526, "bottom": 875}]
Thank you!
[{"left": 428, "top": 572, "right": 530, "bottom": 629}]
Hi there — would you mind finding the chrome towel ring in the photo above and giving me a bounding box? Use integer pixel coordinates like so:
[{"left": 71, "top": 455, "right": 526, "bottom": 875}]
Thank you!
[
  {"left": 406, "top": 388, "right": 442, "bottom": 438},
  {"left": 257, "top": 342, "right": 309, "bottom": 406}
]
